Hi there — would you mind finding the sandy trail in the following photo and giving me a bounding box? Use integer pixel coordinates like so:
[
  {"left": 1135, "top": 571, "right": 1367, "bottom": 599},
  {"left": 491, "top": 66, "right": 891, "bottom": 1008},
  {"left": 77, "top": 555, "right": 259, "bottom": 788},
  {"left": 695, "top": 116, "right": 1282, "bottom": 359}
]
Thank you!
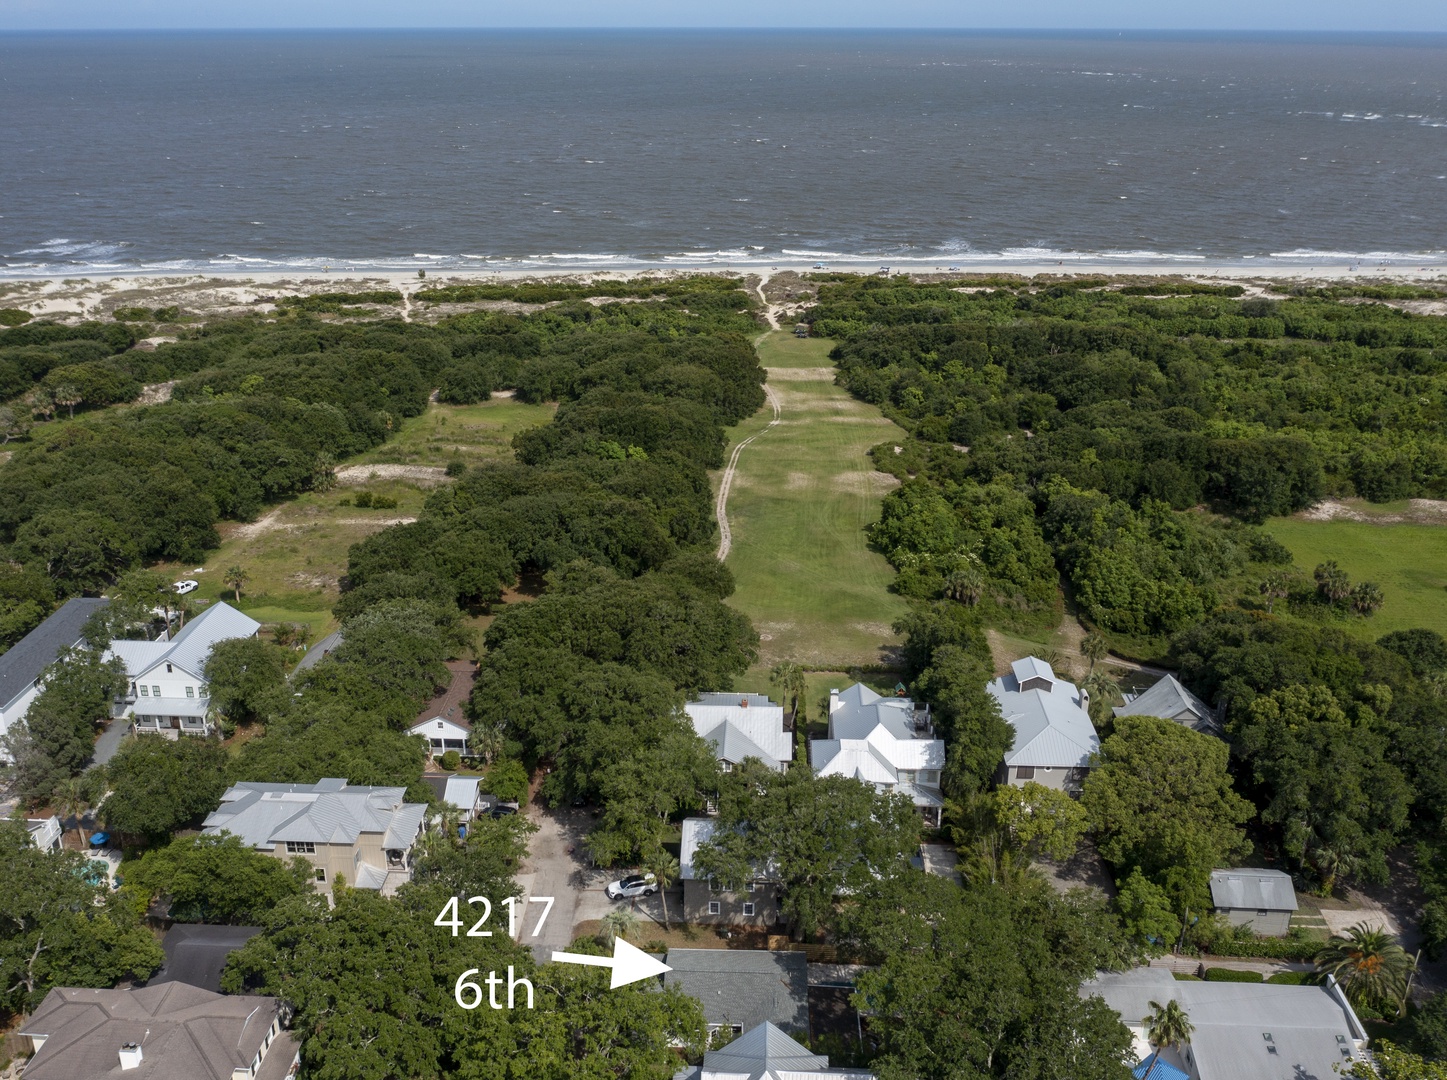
[{"left": 715, "top": 382, "right": 782, "bottom": 561}]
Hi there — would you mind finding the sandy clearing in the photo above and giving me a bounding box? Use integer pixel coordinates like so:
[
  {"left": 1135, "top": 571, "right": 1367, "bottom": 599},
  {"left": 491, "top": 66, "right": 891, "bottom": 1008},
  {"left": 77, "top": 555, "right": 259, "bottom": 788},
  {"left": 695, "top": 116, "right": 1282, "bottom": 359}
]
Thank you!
[
  {"left": 333, "top": 463, "right": 448, "bottom": 485},
  {"left": 785, "top": 471, "right": 812, "bottom": 490},
  {"left": 1299, "top": 498, "right": 1447, "bottom": 525},
  {"left": 135, "top": 381, "right": 175, "bottom": 405},
  {"left": 831, "top": 470, "right": 902, "bottom": 495},
  {"left": 763, "top": 367, "right": 837, "bottom": 381}
]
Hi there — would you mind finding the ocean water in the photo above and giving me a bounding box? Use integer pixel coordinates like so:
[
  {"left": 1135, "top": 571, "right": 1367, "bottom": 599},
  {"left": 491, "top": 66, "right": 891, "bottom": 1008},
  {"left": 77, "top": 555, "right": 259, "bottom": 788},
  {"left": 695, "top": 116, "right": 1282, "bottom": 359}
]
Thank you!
[{"left": 1, "top": 29, "right": 1445, "bottom": 275}]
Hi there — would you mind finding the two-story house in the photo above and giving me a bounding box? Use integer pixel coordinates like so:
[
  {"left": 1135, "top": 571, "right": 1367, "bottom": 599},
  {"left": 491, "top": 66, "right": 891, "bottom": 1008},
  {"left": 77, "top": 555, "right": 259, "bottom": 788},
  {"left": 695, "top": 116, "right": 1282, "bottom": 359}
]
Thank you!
[
  {"left": 809, "top": 683, "right": 944, "bottom": 826},
  {"left": 202, "top": 778, "right": 427, "bottom": 894},
  {"left": 685, "top": 692, "right": 793, "bottom": 772},
  {"left": 108, "top": 600, "right": 260, "bottom": 737},
  {"left": 679, "top": 817, "right": 784, "bottom": 928},
  {"left": 0, "top": 598, "right": 109, "bottom": 763},
  {"left": 987, "top": 657, "right": 1100, "bottom": 793}
]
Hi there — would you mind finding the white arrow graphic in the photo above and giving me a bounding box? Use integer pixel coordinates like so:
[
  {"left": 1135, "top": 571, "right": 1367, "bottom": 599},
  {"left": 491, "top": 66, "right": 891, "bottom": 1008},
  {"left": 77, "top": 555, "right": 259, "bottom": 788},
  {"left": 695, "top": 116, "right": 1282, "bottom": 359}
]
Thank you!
[{"left": 550, "top": 937, "right": 671, "bottom": 988}]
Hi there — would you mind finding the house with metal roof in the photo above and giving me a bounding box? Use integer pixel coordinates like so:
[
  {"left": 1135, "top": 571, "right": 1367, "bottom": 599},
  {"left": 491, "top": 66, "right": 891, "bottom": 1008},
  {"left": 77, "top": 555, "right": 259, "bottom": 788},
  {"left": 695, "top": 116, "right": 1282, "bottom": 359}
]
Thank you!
[
  {"left": 672, "top": 1020, "right": 875, "bottom": 1080},
  {"left": 664, "top": 949, "right": 809, "bottom": 1037},
  {"left": 987, "top": 657, "right": 1100, "bottom": 793},
  {"left": 679, "top": 817, "right": 784, "bottom": 928},
  {"left": 810, "top": 683, "right": 944, "bottom": 825},
  {"left": 17, "top": 982, "right": 298, "bottom": 1080},
  {"left": 422, "top": 773, "right": 491, "bottom": 820},
  {"left": 1209, "top": 868, "right": 1299, "bottom": 937},
  {"left": 108, "top": 600, "right": 260, "bottom": 739},
  {"left": 203, "top": 779, "right": 427, "bottom": 894},
  {"left": 1114, "top": 674, "right": 1221, "bottom": 737},
  {"left": 686, "top": 692, "right": 792, "bottom": 772},
  {"left": 0, "top": 597, "right": 108, "bottom": 763},
  {"left": 1083, "top": 966, "right": 1367, "bottom": 1080}
]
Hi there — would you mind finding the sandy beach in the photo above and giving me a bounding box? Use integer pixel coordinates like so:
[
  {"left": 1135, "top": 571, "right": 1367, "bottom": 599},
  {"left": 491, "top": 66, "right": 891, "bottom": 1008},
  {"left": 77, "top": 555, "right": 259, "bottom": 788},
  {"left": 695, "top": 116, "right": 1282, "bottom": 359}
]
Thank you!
[{"left": 1, "top": 260, "right": 1444, "bottom": 324}]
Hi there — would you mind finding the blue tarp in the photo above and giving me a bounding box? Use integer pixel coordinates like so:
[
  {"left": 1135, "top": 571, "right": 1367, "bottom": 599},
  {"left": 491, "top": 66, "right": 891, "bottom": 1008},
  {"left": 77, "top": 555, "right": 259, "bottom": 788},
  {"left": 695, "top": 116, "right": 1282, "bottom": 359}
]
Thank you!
[{"left": 1132, "top": 1053, "right": 1190, "bottom": 1080}]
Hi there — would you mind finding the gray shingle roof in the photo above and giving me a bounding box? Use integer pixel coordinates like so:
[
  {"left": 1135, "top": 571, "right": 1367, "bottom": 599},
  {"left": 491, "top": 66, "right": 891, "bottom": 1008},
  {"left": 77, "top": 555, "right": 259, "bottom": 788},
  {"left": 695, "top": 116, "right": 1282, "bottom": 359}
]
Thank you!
[
  {"left": 1210, "top": 868, "right": 1299, "bottom": 912},
  {"left": 19, "top": 983, "right": 287, "bottom": 1080},
  {"left": 153, "top": 924, "right": 263, "bottom": 993},
  {"left": 1114, "top": 674, "right": 1220, "bottom": 736},
  {"left": 664, "top": 949, "right": 809, "bottom": 1034},
  {"left": 0, "top": 598, "right": 108, "bottom": 710}
]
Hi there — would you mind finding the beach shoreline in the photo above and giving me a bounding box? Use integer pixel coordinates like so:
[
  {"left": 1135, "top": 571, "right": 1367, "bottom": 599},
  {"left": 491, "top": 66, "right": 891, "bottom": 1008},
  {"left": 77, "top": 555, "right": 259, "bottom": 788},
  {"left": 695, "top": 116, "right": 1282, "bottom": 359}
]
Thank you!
[{"left": 3, "top": 260, "right": 1445, "bottom": 323}]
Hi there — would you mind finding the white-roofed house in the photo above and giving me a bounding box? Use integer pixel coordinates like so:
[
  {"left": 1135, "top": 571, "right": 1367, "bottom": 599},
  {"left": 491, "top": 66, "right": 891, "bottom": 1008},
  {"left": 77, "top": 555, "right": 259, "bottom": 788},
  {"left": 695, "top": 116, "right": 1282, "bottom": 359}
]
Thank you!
[
  {"left": 1114, "top": 674, "right": 1221, "bottom": 737},
  {"left": 678, "top": 817, "right": 783, "bottom": 928},
  {"left": 987, "top": 657, "right": 1100, "bottom": 794},
  {"left": 685, "top": 692, "right": 792, "bottom": 773},
  {"left": 810, "top": 683, "right": 945, "bottom": 826},
  {"left": 1082, "top": 965, "right": 1367, "bottom": 1080},
  {"left": 203, "top": 778, "right": 428, "bottom": 895},
  {"left": 1209, "top": 868, "right": 1299, "bottom": 937},
  {"left": 108, "top": 600, "right": 261, "bottom": 738}
]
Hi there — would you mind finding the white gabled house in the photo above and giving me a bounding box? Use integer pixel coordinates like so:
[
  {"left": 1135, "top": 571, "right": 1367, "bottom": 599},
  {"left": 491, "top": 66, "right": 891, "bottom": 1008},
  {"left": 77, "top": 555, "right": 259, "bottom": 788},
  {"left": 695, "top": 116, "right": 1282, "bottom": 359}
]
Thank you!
[
  {"left": 409, "top": 714, "right": 472, "bottom": 756},
  {"left": 810, "top": 683, "right": 944, "bottom": 826},
  {"left": 107, "top": 600, "right": 260, "bottom": 738},
  {"left": 685, "top": 692, "right": 792, "bottom": 772},
  {"left": 987, "top": 656, "right": 1099, "bottom": 793}
]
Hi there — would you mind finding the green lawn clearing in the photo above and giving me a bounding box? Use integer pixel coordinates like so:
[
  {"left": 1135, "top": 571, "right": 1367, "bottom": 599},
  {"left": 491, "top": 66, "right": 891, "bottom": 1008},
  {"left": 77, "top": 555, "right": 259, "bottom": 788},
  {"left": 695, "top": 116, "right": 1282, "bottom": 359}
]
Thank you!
[
  {"left": 353, "top": 396, "right": 556, "bottom": 469},
  {"left": 1266, "top": 514, "right": 1447, "bottom": 639},
  {"left": 716, "top": 332, "right": 909, "bottom": 669}
]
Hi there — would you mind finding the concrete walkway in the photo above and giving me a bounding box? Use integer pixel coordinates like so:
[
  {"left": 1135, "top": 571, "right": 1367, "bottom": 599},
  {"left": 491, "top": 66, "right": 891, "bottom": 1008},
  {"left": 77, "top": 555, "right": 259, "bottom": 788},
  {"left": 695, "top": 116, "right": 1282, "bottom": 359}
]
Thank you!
[{"left": 91, "top": 719, "right": 132, "bottom": 766}]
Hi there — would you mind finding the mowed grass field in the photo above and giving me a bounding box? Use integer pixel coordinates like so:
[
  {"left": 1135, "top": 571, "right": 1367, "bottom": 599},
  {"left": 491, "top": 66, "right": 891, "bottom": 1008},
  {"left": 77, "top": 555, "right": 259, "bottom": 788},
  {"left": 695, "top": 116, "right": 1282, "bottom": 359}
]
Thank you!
[
  {"left": 716, "top": 332, "right": 909, "bottom": 668},
  {"left": 1267, "top": 512, "right": 1447, "bottom": 639},
  {"left": 149, "top": 397, "right": 555, "bottom": 643}
]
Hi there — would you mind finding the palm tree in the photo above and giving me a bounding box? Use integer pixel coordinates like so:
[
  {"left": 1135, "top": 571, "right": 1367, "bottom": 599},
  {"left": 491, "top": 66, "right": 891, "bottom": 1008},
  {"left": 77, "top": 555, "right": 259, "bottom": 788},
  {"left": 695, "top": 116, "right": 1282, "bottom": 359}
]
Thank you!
[
  {"left": 224, "top": 566, "right": 250, "bottom": 603},
  {"left": 643, "top": 849, "right": 682, "bottom": 932},
  {"left": 470, "top": 723, "right": 504, "bottom": 766},
  {"left": 943, "top": 565, "right": 986, "bottom": 607},
  {"left": 1080, "top": 631, "right": 1108, "bottom": 673},
  {"left": 1081, "top": 669, "right": 1121, "bottom": 728},
  {"left": 51, "top": 383, "right": 82, "bottom": 419},
  {"left": 1315, "top": 561, "right": 1352, "bottom": 604},
  {"left": 770, "top": 661, "right": 807, "bottom": 729},
  {"left": 598, "top": 909, "right": 636, "bottom": 947},
  {"left": 53, "top": 776, "right": 91, "bottom": 849},
  {"left": 1351, "top": 582, "right": 1385, "bottom": 617},
  {"left": 1315, "top": 923, "right": 1416, "bottom": 1014},
  {"left": 1259, "top": 570, "right": 1292, "bottom": 614},
  {"left": 1142, "top": 999, "right": 1194, "bottom": 1079}
]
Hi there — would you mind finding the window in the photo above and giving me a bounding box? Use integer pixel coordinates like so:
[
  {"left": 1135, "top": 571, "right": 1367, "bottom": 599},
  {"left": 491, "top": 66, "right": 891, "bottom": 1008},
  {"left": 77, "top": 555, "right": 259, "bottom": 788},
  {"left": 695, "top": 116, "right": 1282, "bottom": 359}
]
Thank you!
[
  {"left": 1256, "top": 909, "right": 1269, "bottom": 916},
  {"left": 165, "top": 663, "right": 173, "bottom": 673},
  {"left": 745, "top": 881, "right": 756, "bottom": 892},
  {"left": 152, "top": 686, "right": 161, "bottom": 696},
  {"left": 720, "top": 760, "right": 733, "bottom": 773},
  {"left": 315, "top": 867, "right": 326, "bottom": 882},
  {"left": 437, "top": 721, "right": 444, "bottom": 729},
  {"left": 708, "top": 878, "right": 721, "bottom": 892},
  {"left": 742, "top": 903, "right": 756, "bottom": 917},
  {"left": 1016, "top": 766, "right": 1035, "bottom": 780},
  {"left": 707, "top": 901, "right": 721, "bottom": 916},
  {"left": 185, "top": 686, "right": 194, "bottom": 698},
  {"left": 139, "top": 685, "right": 149, "bottom": 697},
  {"left": 899, "top": 770, "right": 915, "bottom": 784},
  {"left": 730, "top": 1025, "right": 743, "bottom": 1035},
  {"left": 285, "top": 841, "right": 316, "bottom": 854}
]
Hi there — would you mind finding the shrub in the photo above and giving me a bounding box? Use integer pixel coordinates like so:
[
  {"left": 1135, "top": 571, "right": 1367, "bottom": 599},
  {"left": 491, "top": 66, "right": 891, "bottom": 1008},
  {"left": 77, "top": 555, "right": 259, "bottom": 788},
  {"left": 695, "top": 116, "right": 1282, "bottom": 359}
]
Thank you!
[
  {"left": 1266, "top": 971, "right": 1316, "bottom": 985},
  {"left": 445, "top": 460, "right": 467, "bottom": 478},
  {"left": 1204, "top": 967, "right": 1264, "bottom": 982},
  {"left": 0, "top": 309, "right": 33, "bottom": 327},
  {"left": 113, "top": 307, "right": 152, "bottom": 322},
  {"left": 439, "top": 750, "right": 461, "bottom": 771},
  {"left": 1172, "top": 972, "right": 1203, "bottom": 981},
  {"left": 354, "top": 491, "right": 374, "bottom": 508},
  {"left": 372, "top": 494, "right": 399, "bottom": 510}
]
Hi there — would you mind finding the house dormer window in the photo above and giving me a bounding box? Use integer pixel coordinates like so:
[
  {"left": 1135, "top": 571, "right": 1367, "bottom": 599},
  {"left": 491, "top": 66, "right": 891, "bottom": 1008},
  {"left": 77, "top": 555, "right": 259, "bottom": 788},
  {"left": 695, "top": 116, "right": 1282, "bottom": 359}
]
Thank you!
[
  {"left": 166, "top": 663, "right": 173, "bottom": 673},
  {"left": 720, "top": 760, "right": 733, "bottom": 772}
]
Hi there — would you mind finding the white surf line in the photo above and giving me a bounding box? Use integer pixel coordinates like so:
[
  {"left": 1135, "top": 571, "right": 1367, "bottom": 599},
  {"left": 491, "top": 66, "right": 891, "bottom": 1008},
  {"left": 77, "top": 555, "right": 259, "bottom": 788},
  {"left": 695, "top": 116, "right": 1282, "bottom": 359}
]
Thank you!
[{"left": 715, "top": 381, "right": 782, "bottom": 562}]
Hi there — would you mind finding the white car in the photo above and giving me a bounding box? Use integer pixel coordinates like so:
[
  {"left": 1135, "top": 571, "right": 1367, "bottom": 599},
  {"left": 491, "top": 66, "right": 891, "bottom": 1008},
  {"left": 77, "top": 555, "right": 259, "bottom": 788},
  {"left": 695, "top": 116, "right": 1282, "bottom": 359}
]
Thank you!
[
  {"left": 605, "top": 873, "right": 657, "bottom": 900},
  {"left": 173, "top": 580, "right": 199, "bottom": 595}
]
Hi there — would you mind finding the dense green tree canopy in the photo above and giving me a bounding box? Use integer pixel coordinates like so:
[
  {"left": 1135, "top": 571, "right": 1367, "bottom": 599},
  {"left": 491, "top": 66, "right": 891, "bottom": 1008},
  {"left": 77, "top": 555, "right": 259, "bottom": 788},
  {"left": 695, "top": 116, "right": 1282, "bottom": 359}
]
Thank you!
[
  {"left": 100, "top": 736, "right": 230, "bottom": 843},
  {"left": 123, "top": 833, "right": 314, "bottom": 924}
]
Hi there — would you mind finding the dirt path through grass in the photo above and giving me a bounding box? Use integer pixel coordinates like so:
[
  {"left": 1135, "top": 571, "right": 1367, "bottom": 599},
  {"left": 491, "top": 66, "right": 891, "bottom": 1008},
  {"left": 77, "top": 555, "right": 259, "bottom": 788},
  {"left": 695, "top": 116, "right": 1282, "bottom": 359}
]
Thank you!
[{"left": 715, "top": 331, "right": 909, "bottom": 668}]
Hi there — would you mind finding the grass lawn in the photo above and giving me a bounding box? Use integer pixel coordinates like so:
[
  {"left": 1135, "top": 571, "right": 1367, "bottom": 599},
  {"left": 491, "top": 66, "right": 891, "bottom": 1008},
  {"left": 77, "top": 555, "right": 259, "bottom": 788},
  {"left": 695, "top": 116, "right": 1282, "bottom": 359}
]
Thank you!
[
  {"left": 352, "top": 396, "right": 556, "bottom": 469},
  {"left": 1266, "top": 515, "right": 1447, "bottom": 638},
  {"left": 147, "top": 397, "right": 554, "bottom": 642},
  {"left": 716, "top": 332, "right": 909, "bottom": 670}
]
